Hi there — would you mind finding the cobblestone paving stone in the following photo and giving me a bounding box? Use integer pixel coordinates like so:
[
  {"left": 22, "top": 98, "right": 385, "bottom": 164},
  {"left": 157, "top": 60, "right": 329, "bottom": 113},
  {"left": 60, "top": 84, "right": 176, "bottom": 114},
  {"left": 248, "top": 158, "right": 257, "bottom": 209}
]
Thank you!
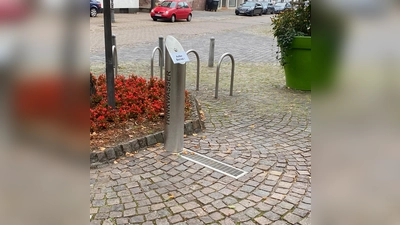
[{"left": 91, "top": 11, "right": 311, "bottom": 225}]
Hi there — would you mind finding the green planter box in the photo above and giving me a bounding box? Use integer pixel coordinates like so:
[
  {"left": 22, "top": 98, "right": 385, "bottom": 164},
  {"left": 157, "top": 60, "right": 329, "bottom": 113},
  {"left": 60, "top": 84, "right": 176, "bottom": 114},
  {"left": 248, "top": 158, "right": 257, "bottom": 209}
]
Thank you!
[{"left": 283, "top": 36, "right": 311, "bottom": 91}]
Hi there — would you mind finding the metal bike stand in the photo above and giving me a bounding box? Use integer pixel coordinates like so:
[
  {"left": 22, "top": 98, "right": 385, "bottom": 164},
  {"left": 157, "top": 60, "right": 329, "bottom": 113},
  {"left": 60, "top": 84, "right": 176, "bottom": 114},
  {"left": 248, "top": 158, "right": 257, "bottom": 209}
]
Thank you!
[
  {"left": 150, "top": 46, "right": 163, "bottom": 79},
  {"left": 215, "top": 53, "right": 235, "bottom": 99},
  {"left": 186, "top": 49, "right": 200, "bottom": 91},
  {"left": 112, "top": 45, "right": 118, "bottom": 77}
]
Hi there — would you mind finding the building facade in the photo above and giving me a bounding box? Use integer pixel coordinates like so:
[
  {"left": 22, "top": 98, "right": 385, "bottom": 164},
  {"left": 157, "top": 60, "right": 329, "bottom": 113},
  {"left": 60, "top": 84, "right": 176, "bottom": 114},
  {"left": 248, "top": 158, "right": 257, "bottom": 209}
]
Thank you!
[
  {"left": 99, "top": 0, "right": 140, "bottom": 13},
  {"left": 135, "top": 0, "right": 287, "bottom": 12}
]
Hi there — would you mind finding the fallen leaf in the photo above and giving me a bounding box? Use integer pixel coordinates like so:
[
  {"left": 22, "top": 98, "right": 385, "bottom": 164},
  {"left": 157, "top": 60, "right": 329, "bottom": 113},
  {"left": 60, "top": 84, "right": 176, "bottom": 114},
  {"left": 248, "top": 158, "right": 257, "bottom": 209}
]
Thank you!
[
  {"left": 237, "top": 144, "right": 241, "bottom": 147},
  {"left": 155, "top": 143, "right": 161, "bottom": 147},
  {"left": 183, "top": 134, "right": 187, "bottom": 138},
  {"left": 182, "top": 150, "right": 188, "bottom": 155},
  {"left": 194, "top": 145, "right": 200, "bottom": 149},
  {"left": 201, "top": 136, "right": 206, "bottom": 139},
  {"left": 168, "top": 194, "right": 174, "bottom": 199},
  {"left": 262, "top": 196, "right": 268, "bottom": 201},
  {"left": 190, "top": 152, "right": 195, "bottom": 155},
  {"left": 193, "top": 133, "right": 197, "bottom": 136},
  {"left": 125, "top": 152, "right": 134, "bottom": 157},
  {"left": 226, "top": 149, "right": 232, "bottom": 154},
  {"left": 228, "top": 205, "right": 235, "bottom": 209},
  {"left": 99, "top": 147, "right": 106, "bottom": 151},
  {"left": 129, "top": 135, "right": 134, "bottom": 138},
  {"left": 249, "top": 124, "right": 255, "bottom": 129},
  {"left": 113, "top": 160, "right": 118, "bottom": 164}
]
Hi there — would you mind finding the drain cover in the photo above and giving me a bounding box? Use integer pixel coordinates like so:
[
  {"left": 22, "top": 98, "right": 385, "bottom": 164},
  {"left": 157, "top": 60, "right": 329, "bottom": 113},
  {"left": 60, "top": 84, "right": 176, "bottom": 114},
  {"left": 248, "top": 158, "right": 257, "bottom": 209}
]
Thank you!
[{"left": 180, "top": 149, "right": 247, "bottom": 179}]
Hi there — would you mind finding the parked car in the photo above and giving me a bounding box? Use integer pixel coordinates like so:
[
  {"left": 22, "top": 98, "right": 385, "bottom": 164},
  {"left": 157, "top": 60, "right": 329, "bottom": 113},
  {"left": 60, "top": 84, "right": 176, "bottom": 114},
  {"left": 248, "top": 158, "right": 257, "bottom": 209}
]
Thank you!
[
  {"left": 150, "top": 0, "right": 193, "bottom": 22},
  {"left": 260, "top": 2, "right": 275, "bottom": 14},
  {"left": 235, "top": 1, "right": 263, "bottom": 16},
  {"left": 273, "top": 2, "right": 291, "bottom": 14},
  {"left": 90, "top": 0, "right": 102, "bottom": 17}
]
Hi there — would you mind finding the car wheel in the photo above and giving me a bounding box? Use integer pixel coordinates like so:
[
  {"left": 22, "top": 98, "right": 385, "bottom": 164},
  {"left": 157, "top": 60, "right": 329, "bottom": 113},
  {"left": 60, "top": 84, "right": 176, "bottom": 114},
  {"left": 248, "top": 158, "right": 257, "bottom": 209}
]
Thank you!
[
  {"left": 235, "top": 11, "right": 239, "bottom": 15},
  {"left": 90, "top": 8, "right": 97, "bottom": 17},
  {"left": 171, "top": 15, "right": 176, "bottom": 23},
  {"left": 187, "top": 14, "right": 192, "bottom": 22},
  {"left": 152, "top": 17, "right": 157, "bottom": 21},
  {"left": 250, "top": 11, "right": 254, "bottom": 16},
  {"left": 259, "top": 11, "right": 262, "bottom": 16}
]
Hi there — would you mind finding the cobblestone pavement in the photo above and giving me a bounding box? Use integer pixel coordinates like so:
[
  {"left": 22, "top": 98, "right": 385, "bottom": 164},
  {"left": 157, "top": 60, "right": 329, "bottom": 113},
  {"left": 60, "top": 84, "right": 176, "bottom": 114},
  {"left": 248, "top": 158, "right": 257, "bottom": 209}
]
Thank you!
[
  {"left": 90, "top": 11, "right": 311, "bottom": 225},
  {"left": 90, "top": 10, "right": 276, "bottom": 66}
]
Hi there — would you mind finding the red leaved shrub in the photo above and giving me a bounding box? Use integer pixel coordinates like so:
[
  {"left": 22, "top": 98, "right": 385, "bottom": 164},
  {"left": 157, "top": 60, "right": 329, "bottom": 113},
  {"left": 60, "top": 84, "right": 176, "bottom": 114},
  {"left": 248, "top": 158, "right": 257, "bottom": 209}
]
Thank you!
[{"left": 90, "top": 74, "right": 191, "bottom": 132}]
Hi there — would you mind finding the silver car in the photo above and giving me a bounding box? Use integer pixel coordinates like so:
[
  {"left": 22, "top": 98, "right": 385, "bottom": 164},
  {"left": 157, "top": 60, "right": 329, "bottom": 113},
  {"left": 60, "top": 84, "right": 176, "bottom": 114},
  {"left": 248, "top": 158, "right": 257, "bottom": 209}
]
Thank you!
[{"left": 273, "top": 2, "right": 291, "bottom": 14}]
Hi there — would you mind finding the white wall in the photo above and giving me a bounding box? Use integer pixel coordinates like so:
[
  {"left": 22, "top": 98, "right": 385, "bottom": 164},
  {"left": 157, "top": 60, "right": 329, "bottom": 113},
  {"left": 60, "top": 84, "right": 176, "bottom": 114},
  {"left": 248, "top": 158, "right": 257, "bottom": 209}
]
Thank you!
[{"left": 99, "top": 0, "right": 139, "bottom": 9}]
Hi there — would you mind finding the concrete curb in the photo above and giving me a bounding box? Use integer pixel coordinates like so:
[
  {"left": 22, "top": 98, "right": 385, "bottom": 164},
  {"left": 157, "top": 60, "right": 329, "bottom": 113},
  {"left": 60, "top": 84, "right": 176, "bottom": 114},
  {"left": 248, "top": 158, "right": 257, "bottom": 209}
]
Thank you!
[{"left": 90, "top": 95, "right": 205, "bottom": 168}]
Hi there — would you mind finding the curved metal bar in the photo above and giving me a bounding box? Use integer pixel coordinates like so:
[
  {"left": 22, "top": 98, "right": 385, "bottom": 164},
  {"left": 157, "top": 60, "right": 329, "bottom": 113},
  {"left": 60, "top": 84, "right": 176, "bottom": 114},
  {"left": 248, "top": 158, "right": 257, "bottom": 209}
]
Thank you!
[
  {"left": 112, "top": 45, "right": 118, "bottom": 76},
  {"left": 186, "top": 49, "right": 200, "bottom": 91},
  {"left": 215, "top": 53, "right": 235, "bottom": 99},
  {"left": 151, "top": 47, "right": 162, "bottom": 79}
]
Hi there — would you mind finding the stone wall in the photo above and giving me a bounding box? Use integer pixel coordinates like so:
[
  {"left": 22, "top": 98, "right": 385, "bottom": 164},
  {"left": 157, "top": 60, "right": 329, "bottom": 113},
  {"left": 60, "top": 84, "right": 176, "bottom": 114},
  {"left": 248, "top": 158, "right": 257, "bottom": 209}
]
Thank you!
[{"left": 188, "top": 0, "right": 206, "bottom": 10}]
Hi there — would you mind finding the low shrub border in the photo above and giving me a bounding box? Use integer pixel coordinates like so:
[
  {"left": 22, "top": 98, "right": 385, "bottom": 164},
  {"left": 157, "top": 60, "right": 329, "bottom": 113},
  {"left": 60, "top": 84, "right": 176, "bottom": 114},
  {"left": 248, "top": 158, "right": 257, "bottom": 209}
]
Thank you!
[{"left": 90, "top": 74, "right": 191, "bottom": 132}]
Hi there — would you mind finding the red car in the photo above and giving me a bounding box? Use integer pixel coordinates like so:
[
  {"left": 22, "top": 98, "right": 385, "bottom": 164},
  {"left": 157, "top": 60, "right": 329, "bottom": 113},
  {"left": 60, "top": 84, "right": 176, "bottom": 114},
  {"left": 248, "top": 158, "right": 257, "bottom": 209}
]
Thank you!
[{"left": 150, "top": 0, "right": 193, "bottom": 22}]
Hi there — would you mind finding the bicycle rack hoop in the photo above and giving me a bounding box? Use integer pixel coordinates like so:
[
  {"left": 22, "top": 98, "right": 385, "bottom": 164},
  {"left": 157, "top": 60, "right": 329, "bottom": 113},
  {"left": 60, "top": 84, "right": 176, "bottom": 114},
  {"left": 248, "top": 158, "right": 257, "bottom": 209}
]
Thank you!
[{"left": 215, "top": 53, "right": 235, "bottom": 99}]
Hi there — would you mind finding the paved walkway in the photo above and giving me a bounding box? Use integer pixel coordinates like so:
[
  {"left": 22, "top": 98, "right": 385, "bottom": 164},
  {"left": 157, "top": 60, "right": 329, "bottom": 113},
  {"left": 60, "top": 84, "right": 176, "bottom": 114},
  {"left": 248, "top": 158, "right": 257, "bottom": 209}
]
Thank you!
[{"left": 90, "top": 11, "right": 311, "bottom": 225}]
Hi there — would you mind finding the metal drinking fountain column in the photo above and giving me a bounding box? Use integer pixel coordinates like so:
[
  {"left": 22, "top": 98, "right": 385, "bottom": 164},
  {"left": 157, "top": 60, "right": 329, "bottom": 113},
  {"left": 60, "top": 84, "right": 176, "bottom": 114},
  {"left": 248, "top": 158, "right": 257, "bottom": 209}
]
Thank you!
[{"left": 164, "top": 36, "right": 190, "bottom": 153}]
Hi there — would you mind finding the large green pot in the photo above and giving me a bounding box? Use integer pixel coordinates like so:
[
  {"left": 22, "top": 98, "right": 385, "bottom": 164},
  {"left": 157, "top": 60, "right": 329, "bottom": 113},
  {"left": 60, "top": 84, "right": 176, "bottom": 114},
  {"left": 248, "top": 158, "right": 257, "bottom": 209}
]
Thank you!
[{"left": 283, "top": 36, "right": 311, "bottom": 91}]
